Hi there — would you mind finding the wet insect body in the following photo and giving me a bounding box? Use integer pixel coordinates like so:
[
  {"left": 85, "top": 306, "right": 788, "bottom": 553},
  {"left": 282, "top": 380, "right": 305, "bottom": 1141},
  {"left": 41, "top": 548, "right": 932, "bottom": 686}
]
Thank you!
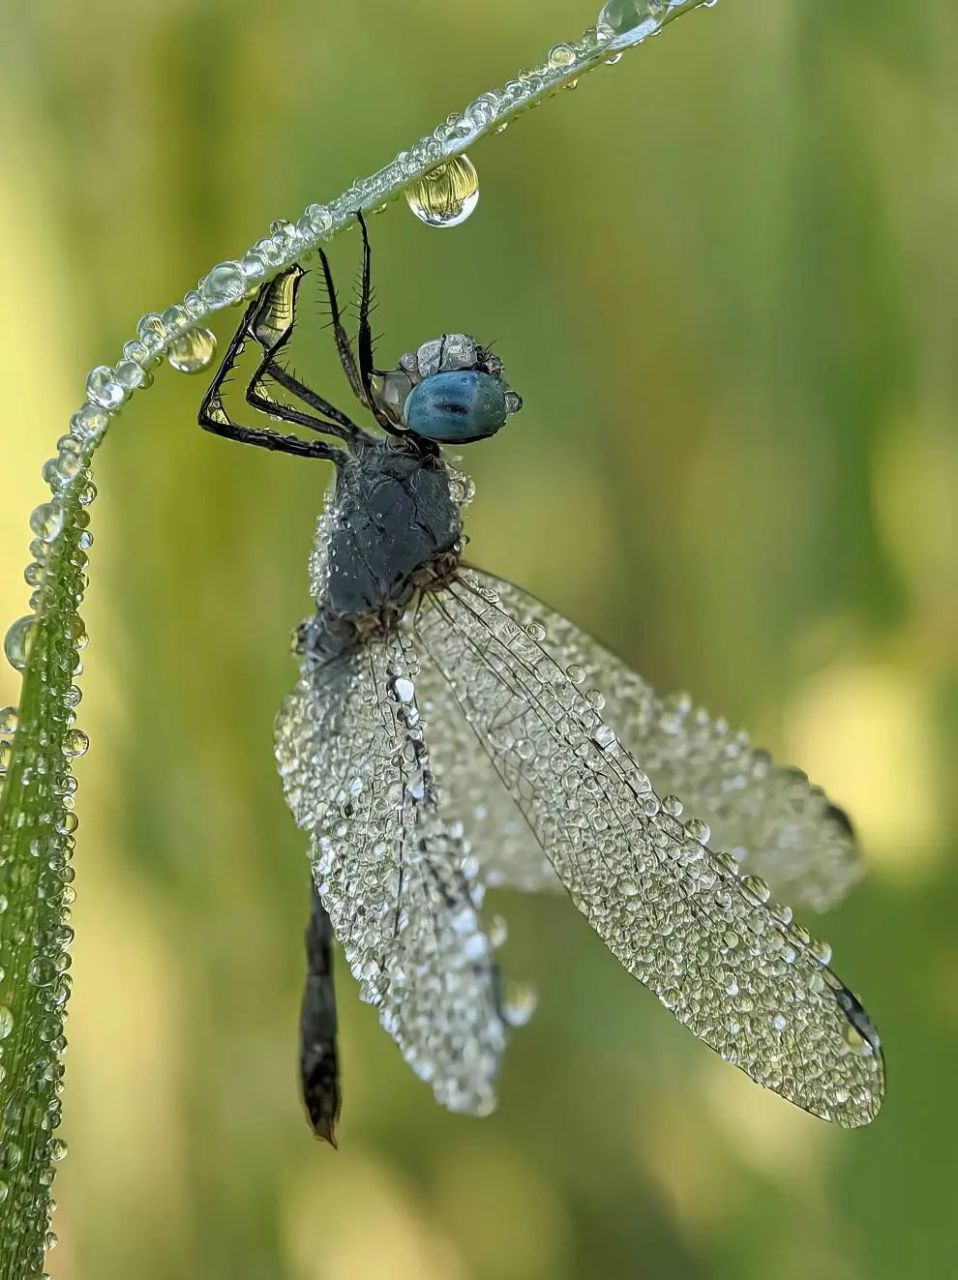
[{"left": 199, "top": 215, "right": 884, "bottom": 1145}]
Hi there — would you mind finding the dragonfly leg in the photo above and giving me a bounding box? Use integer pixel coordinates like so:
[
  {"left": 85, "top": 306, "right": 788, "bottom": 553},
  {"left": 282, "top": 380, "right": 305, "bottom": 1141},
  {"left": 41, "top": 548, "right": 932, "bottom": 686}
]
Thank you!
[
  {"left": 356, "top": 210, "right": 375, "bottom": 402},
  {"left": 317, "top": 215, "right": 402, "bottom": 436},
  {"left": 198, "top": 289, "right": 346, "bottom": 464},
  {"left": 245, "top": 267, "right": 373, "bottom": 444}
]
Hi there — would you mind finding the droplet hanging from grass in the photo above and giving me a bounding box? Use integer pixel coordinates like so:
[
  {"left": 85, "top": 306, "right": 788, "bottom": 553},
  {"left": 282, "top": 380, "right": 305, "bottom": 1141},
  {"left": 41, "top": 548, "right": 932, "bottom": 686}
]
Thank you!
[
  {"left": 598, "top": 0, "right": 665, "bottom": 42},
  {"left": 4, "top": 616, "right": 36, "bottom": 673},
  {"left": 406, "top": 154, "right": 480, "bottom": 228},
  {"left": 597, "top": 0, "right": 714, "bottom": 49},
  {"left": 169, "top": 326, "right": 218, "bottom": 374}
]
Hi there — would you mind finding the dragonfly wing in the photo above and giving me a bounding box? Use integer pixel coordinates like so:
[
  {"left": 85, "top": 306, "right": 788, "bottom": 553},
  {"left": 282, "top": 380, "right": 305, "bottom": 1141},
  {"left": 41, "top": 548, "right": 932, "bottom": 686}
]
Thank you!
[
  {"left": 275, "top": 636, "right": 507, "bottom": 1116},
  {"left": 413, "top": 571, "right": 884, "bottom": 1126},
  {"left": 416, "top": 659, "right": 560, "bottom": 894},
  {"left": 466, "top": 571, "right": 860, "bottom": 913}
]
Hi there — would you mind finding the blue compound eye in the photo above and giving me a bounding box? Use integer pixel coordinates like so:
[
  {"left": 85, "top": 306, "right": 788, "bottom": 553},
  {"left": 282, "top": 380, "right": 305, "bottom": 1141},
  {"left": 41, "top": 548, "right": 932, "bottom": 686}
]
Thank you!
[{"left": 403, "top": 371, "right": 508, "bottom": 443}]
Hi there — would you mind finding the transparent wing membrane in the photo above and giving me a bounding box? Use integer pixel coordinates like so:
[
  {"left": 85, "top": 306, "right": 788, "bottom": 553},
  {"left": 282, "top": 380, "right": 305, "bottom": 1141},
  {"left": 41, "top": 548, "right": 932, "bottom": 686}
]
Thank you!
[
  {"left": 418, "top": 665, "right": 560, "bottom": 894},
  {"left": 275, "top": 635, "right": 507, "bottom": 1115},
  {"left": 472, "top": 571, "right": 860, "bottom": 913},
  {"left": 412, "top": 571, "right": 884, "bottom": 1127}
]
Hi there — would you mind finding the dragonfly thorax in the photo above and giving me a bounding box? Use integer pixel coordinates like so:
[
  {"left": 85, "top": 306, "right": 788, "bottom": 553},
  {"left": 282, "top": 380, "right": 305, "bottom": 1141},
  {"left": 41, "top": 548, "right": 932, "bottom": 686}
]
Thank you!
[{"left": 303, "top": 440, "right": 462, "bottom": 657}]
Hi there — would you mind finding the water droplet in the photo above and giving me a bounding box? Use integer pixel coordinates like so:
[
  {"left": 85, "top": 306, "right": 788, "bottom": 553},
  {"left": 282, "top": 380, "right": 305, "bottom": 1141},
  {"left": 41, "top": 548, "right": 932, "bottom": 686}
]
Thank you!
[
  {"left": 0, "top": 1008, "right": 13, "bottom": 1040},
  {"left": 662, "top": 794, "right": 683, "bottom": 818},
  {"left": 50, "top": 1138, "right": 68, "bottom": 1162},
  {"left": 685, "top": 817, "right": 710, "bottom": 845},
  {"left": 29, "top": 503, "right": 65, "bottom": 543},
  {"left": 549, "top": 42, "right": 577, "bottom": 68},
  {"left": 301, "top": 203, "right": 333, "bottom": 238},
  {"left": 161, "top": 303, "right": 190, "bottom": 339},
  {"left": 241, "top": 249, "right": 268, "bottom": 282},
  {"left": 113, "top": 358, "right": 148, "bottom": 392},
  {"left": 85, "top": 365, "right": 127, "bottom": 411},
  {"left": 50, "top": 440, "right": 85, "bottom": 488},
  {"left": 388, "top": 677, "right": 416, "bottom": 705},
  {"left": 62, "top": 728, "right": 89, "bottom": 758},
  {"left": 502, "top": 980, "right": 537, "bottom": 1026},
  {"left": 269, "top": 218, "right": 299, "bottom": 257},
  {"left": 168, "top": 326, "right": 217, "bottom": 374},
  {"left": 598, "top": 0, "right": 667, "bottom": 45},
  {"left": 5, "top": 615, "right": 36, "bottom": 672},
  {"left": 742, "top": 874, "right": 771, "bottom": 904},
  {"left": 136, "top": 313, "right": 168, "bottom": 356},
  {"left": 406, "top": 154, "right": 480, "bottom": 228},
  {"left": 70, "top": 404, "right": 108, "bottom": 443},
  {"left": 0, "top": 1180, "right": 7, "bottom": 1206},
  {"left": 183, "top": 290, "right": 206, "bottom": 321},
  {"left": 0, "top": 707, "right": 18, "bottom": 735},
  {"left": 201, "top": 261, "right": 247, "bottom": 306},
  {"left": 67, "top": 616, "right": 88, "bottom": 651},
  {"left": 0, "top": 741, "right": 11, "bottom": 774},
  {"left": 122, "top": 338, "right": 151, "bottom": 367},
  {"left": 27, "top": 958, "right": 57, "bottom": 988}
]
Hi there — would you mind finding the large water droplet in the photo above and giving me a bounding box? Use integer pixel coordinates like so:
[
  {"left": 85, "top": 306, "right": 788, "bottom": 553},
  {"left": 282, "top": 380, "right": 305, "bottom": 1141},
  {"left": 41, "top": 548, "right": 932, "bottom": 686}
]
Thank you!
[
  {"left": 168, "top": 326, "right": 217, "bottom": 374},
  {"left": 406, "top": 154, "right": 480, "bottom": 228},
  {"left": 62, "top": 729, "right": 89, "bottom": 759},
  {"left": 0, "top": 707, "right": 18, "bottom": 735},
  {"left": 4, "top": 615, "right": 36, "bottom": 672},
  {"left": 201, "top": 261, "right": 247, "bottom": 306},
  {"left": 0, "top": 1007, "right": 13, "bottom": 1040},
  {"left": 29, "top": 502, "right": 65, "bottom": 543},
  {"left": 86, "top": 365, "right": 127, "bottom": 411},
  {"left": 597, "top": 0, "right": 666, "bottom": 44}
]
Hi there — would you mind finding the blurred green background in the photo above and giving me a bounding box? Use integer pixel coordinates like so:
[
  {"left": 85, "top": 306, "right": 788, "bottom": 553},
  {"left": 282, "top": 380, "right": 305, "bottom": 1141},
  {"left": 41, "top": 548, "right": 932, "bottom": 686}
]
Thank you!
[{"left": 1, "top": 1, "right": 956, "bottom": 1277}]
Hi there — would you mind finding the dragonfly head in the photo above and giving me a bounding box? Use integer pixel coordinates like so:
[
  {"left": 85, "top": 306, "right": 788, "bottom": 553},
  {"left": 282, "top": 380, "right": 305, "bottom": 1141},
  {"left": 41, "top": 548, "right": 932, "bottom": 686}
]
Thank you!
[{"left": 370, "top": 334, "right": 522, "bottom": 444}]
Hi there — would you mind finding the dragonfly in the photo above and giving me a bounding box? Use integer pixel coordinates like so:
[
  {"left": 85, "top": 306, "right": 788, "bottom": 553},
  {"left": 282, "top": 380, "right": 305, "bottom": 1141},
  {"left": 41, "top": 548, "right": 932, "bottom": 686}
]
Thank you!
[{"left": 198, "top": 214, "right": 885, "bottom": 1146}]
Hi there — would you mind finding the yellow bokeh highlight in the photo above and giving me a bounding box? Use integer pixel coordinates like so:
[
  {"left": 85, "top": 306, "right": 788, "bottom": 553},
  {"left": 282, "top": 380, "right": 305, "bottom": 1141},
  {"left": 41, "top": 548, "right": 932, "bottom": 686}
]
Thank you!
[
  {"left": 432, "top": 1137, "right": 571, "bottom": 1279},
  {"left": 785, "top": 660, "right": 942, "bottom": 880},
  {"left": 282, "top": 1152, "right": 466, "bottom": 1280}
]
